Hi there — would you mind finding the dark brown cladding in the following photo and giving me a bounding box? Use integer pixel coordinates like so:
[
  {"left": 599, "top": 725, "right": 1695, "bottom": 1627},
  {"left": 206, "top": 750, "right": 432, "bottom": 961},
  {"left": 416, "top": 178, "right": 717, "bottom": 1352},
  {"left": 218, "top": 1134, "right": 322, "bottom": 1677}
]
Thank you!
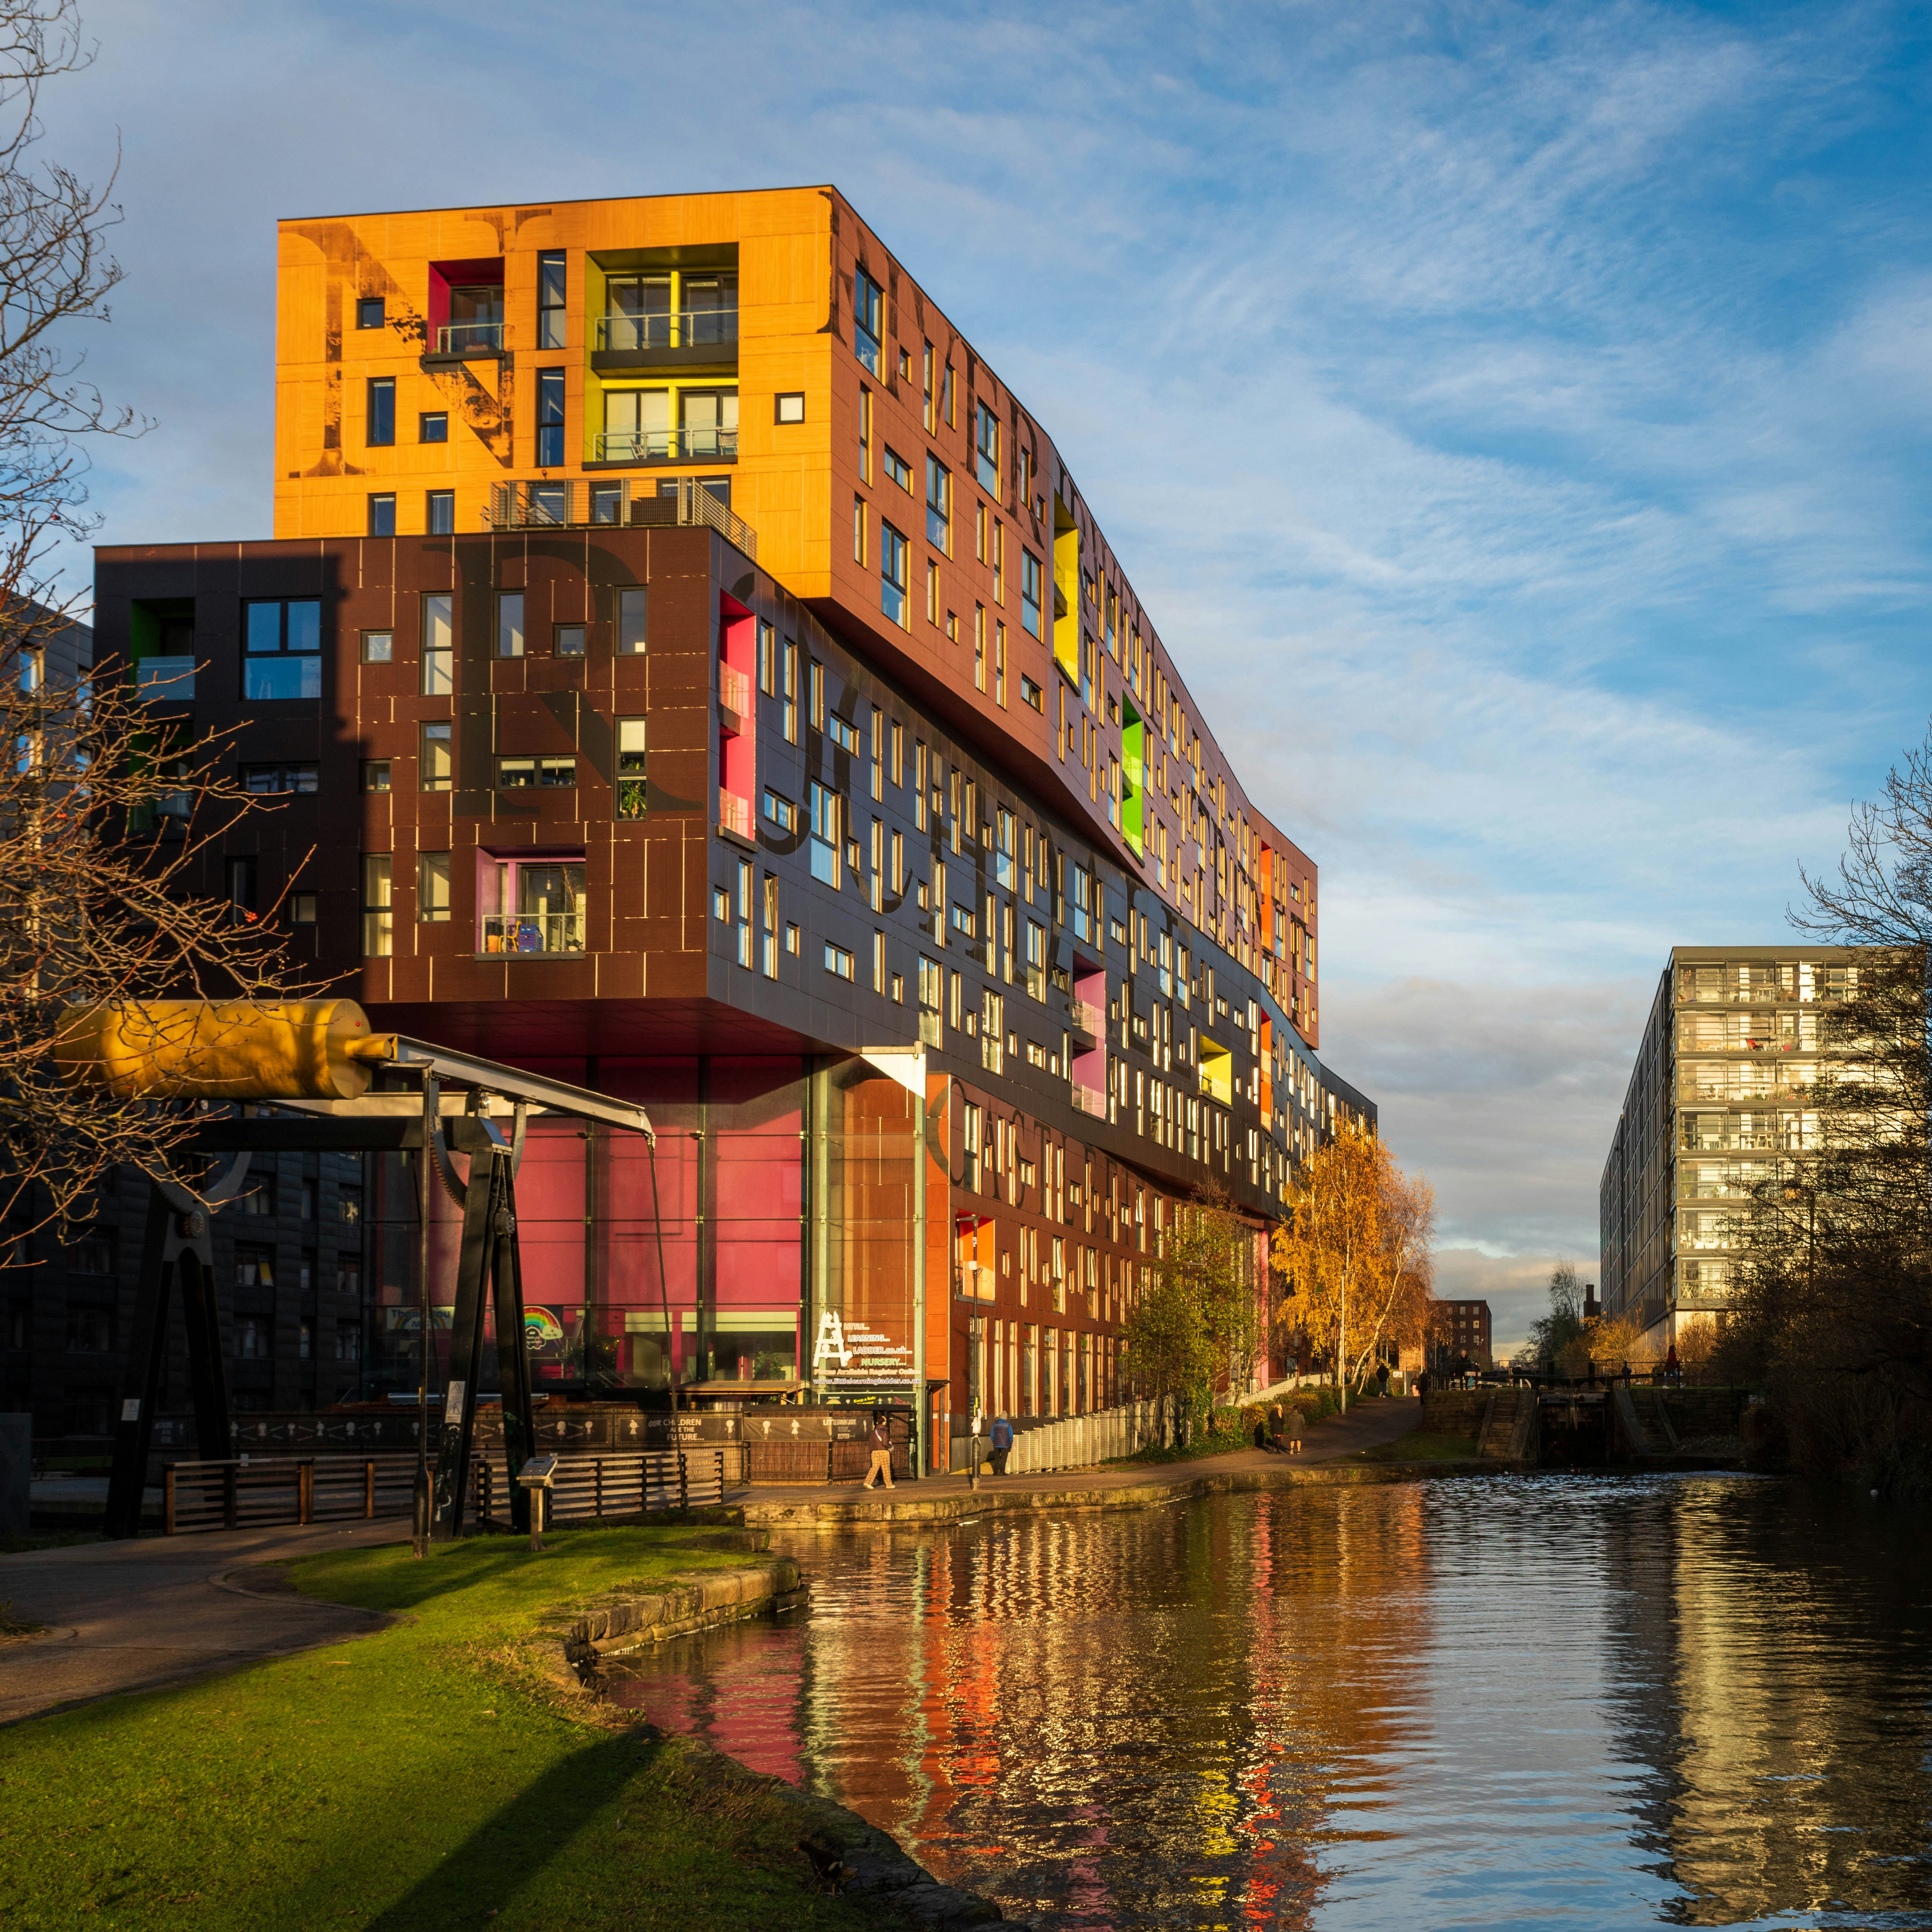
[{"left": 94, "top": 525, "right": 1338, "bottom": 1222}]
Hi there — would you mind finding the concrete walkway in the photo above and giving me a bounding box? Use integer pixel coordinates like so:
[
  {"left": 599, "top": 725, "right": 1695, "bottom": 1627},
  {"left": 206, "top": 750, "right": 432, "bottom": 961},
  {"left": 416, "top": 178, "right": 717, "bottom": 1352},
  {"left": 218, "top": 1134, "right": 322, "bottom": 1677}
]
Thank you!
[{"left": 0, "top": 1517, "right": 411, "bottom": 1726}]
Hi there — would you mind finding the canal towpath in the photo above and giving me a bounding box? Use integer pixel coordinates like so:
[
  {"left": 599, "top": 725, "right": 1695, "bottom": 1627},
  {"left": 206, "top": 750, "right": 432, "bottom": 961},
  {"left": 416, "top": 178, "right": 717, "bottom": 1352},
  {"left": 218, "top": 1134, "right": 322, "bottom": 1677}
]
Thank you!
[{"left": 0, "top": 1395, "right": 1428, "bottom": 1723}]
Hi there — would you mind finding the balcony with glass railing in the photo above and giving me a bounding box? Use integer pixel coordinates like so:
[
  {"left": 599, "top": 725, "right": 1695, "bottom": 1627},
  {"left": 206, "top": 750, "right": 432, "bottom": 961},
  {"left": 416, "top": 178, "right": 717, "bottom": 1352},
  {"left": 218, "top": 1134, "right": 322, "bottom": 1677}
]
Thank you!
[
  {"left": 135, "top": 655, "right": 195, "bottom": 702},
  {"left": 594, "top": 427, "right": 738, "bottom": 463},
  {"left": 432, "top": 320, "right": 505, "bottom": 357},
  {"left": 717, "top": 663, "right": 753, "bottom": 726},
  {"left": 478, "top": 911, "right": 585, "bottom": 956},
  {"left": 595, "top": 309, "right": 738, "bottom": 356},
  {"left": 718, "top": 789, "right": 752, "bottom": 843},
  {"left": 485, "top": 477, "right": 756, "bottom": 559}
]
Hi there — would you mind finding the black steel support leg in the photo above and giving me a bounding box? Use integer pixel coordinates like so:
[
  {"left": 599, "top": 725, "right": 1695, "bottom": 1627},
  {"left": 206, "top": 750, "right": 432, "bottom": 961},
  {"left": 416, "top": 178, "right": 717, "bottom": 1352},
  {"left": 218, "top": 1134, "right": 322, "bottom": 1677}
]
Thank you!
[
  {"left": 430, "top": 1154, "right": 499, "bottom": 1541},
  {"left": 492, "top": 1162, "right": 535, "bottom": 1535}
]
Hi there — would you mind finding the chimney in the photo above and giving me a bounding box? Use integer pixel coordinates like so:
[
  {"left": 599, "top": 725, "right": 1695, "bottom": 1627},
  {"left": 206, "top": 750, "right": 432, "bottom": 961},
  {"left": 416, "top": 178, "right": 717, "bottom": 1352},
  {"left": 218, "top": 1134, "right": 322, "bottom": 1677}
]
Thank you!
[{"left": 1583, "top": 1281, "right": 1600, "bottom": 1322}]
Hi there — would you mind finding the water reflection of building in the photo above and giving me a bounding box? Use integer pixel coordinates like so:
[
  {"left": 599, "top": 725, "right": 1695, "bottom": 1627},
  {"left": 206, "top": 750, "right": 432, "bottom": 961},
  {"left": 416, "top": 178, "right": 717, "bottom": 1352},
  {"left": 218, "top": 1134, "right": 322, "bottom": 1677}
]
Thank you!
[
  {"left": 617, "top": 1489, "right": 1432, "bottom": 1925},
  {"left": 91, "top": 184, "right": 1377, "bottom": 1463},
  {"left": 1602, "top": 1482, "right": 1932, "bottom": 1925}
]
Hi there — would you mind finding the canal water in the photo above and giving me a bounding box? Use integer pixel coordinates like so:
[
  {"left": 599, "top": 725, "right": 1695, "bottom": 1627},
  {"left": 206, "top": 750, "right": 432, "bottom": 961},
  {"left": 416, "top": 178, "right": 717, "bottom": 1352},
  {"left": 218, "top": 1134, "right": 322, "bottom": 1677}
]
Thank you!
[{"left": 608, "top": 1475, "right": 1932, "bottom": 1928}]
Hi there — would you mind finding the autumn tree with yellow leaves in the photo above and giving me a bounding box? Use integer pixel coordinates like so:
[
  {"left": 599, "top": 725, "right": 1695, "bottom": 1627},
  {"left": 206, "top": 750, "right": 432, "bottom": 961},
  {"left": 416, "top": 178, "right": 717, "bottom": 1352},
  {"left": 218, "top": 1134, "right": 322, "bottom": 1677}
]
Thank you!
[{"left": 1271, "top": 1120, "right": 1436, "bottom": 1408}]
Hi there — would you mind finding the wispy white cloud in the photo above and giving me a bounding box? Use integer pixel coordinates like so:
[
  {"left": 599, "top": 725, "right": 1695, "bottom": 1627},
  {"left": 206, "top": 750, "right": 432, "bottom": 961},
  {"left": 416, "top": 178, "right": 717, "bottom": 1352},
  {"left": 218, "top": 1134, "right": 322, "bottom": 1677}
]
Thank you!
[{"left": 29, "top": 0, "right": 1932, "bottom": 1312}]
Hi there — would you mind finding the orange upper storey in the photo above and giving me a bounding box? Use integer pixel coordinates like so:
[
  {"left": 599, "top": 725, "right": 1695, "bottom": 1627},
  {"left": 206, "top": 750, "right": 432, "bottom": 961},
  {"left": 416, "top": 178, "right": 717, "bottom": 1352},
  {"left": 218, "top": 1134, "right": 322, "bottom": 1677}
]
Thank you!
[{"left": 274, "top": 184, "right": 1322, "bottom": 1044}]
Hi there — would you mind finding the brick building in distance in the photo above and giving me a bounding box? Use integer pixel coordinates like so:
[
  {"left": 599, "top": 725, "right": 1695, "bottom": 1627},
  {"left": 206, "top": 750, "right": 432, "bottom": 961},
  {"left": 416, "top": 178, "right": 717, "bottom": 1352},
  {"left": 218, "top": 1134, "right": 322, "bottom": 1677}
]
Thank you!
[{"left": 79, "top": 185, "right": 1375, "bottom": 1467}]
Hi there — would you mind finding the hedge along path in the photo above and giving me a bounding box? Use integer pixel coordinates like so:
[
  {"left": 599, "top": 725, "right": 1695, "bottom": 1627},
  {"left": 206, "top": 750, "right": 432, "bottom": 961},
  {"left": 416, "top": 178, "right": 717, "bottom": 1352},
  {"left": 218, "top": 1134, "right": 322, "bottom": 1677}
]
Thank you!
[{"left": 0, "top": 1523, "right": 935, "bottom": 1932}]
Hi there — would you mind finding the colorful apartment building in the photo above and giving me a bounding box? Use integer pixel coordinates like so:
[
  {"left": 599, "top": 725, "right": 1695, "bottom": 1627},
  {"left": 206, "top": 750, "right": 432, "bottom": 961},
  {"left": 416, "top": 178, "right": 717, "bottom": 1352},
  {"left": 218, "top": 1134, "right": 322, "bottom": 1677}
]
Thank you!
[{"left": 90, "top": 185, "right": 1373, "bottom": 1467}]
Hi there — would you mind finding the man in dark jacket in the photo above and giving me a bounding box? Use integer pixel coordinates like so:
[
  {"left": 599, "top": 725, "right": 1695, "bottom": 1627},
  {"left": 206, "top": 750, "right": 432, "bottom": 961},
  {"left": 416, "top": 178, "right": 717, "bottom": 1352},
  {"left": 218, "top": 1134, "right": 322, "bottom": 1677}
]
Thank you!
[
  {"left": 988, "top": 1413, "right": 1014, "bottom": 1475},
  {"left": 863, "top": 1415, "right": 894, "bottom": 1490}
]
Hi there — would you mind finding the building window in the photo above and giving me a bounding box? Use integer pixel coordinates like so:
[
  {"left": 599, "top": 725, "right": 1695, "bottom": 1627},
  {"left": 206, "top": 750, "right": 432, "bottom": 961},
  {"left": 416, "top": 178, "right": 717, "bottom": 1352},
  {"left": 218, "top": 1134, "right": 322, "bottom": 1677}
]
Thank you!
[
  {"left": 853, "top": 267, "right": 882, "bottom": 374},
  {"left": 71, "top": 1226, "right": 116, "bottom": 1274},
  {"left": 480, "top": 855, "right": 586, "bottom": 954},
  {"left": 498, "top": 755, "right": 576, "bottom": 789},
  {"left": 617, "top": 718, "right": 647, "bottom": 819},
  {"left": 367, "top": 377, "right": 395, "bottom": 447},
  {"left": 853, "top": 493, "right": 866, "bottom": 565},
  {"left": 1021, "top": 551, "right": 1042, "bottom": 638},
  {"left": 360, "top": 761, "right": 391, "bottom": 793},
  {"left": 974, "top": 605, "right": 986, "bottom": 690},
  {"left": 828, "top": 711, "right": 857, "bottom": 754},
  {"left": 617, "top": 587, "right": 647, "bottom": 655},
  {"left": 420, "top": 721, "right": 452, "bottom": 792},
  {"left": 995, "top": 623, "right": 1008, "bottom": 708},
  {"left": 824, "top": 941, "right": 855, "bottom": 981},
  {"left": 418, "top": 852, "right": 451, "bottom": 923},
  {"left": 338, "top": 1185, "right": 363, "bottom": 1226},
  {"left": 241, "top": 762, "right": 319, "bottom": 795},
  {"left": 883, "top": 446, "right": 912, "bottom": 492},
  {"left": 426, "top": 490, "right": 455, "bottom": 535},
  {"left": 880, "top": 521, "right": 908, "bottom": 627},
  {"left": 782, "top": 639, "right": 798, "bottom": 744},
  {"left": 362, "top": 629, "right": 393, "bottom": 663},
  {"left": 775, "top": 391, "right": 805, "bottom": 424},
  {"left": 496, "top": 592, "right": 524, "bottom": 659},
  {"left": 361, "top": 855, "right": 393, "bottom": 956},
  {"left": 809, "top": 779, "right": 841, "bottom": 887},
  {"left": 236, "top": 1314, "right": 271, "bottom": 1360},
  {"left": 422, "top": 593, "right": 453, "bottom": 695},
  {"left": 926, "top": 457, "right": 950, "bottom": 553},
  {"left": 763, "top": 787, "right": 795, "bottom": 831},
  {"left": 289, "top": 892, "right": 317, "bottom": 925},
  {"left": 367, "top": 493, "right": 395, "bottom": 537},
  {"left": 335, "top": 1322, "right": 361, "bottom": 1363},
  {"left": 537, "top": 250, "right": 566, "bottom": 350},
  {"left": 536, "top": 367, "right": 566, "bottom": 467},
  {"left": 356, "top": 297, "right": 384, "bottom": 330},
  {"left": 555, "top": 623, "right": 584, "bottom": 657},
  {"left": 243, "top": 599, "right": 322, "bottom": 701},
  {"left": 975, "top": 403, "right": 999, "bottom": 493},
  {"left": 66, "top": 1306, "right": 114, "bottom": 1353},
  {"left": 419, "top": 411, "right": 448, "bottom": 444}
]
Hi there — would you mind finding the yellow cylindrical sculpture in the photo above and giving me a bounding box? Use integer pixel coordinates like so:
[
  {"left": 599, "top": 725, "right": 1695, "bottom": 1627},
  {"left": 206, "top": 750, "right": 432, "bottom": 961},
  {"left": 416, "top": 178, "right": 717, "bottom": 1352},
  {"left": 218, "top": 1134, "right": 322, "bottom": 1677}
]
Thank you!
[{"left": 54, "top": 1000, "right": 396, "bottom": 1101}]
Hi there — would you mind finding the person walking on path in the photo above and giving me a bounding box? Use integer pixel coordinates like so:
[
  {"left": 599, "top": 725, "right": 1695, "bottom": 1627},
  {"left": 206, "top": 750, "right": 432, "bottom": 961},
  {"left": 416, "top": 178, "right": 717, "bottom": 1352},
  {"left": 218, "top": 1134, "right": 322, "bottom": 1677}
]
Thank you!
[
  {"left": 989, "top": 1413, "right": 1014, "bottom": 1476},
  {"left": 863, "top": 1415, "right": 895, "bottom": 1490},
  {"left": 1664, "top": 1343, "right": 1680, "bottom": 1388}
]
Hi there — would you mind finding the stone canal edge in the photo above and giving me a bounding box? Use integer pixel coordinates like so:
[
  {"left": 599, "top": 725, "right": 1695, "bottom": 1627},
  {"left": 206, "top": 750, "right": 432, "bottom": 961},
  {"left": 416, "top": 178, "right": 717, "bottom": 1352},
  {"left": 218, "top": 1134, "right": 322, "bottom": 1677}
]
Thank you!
[
  {"left": 737, "top": 1455, "right": 1537, "bottom": 1529},
  {"left": 533, "top": 1550, "right": 1003, "bottom": 1928}
]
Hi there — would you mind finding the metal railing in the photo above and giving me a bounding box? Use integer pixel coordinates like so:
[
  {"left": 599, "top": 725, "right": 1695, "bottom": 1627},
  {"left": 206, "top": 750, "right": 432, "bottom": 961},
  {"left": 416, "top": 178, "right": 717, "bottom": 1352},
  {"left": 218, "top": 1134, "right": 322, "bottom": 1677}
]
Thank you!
[
  {"left": 158, "top": 1448, "right": 745, "bottom": 1534},
  {"left": 471, "top": 1447, "right": 745, "bottom": 1524},
  {"left": 1067, "top": 998, "right": 1102, "bottom": 1041},
  {"left": 717, "top": 663, "right": 753, "bottom": 719},
  {"left": 597, "top": 309, "right": 738, "bottom": 352},
  {"left": 479, "top": 911, "right": 586, "bottom": 955},
  {"left": 485, "top": 477, "right": 756, "bottom": 559},
  {"left": 1071, "top": 1083, "right": 1107, "bottom": 1119},
  {"left": 718, "top": 789, "right": 752, "bottom": 841},
  {"left": 162, "top": 1455, "right": 421, "bottom": 1533},
  {"left": 136, "top": 655, "right": 195, "bottom": 701},
  {"left": 995, "top": 1399, "right": 1161, "bottom": 1475},
  {"left": 435, "top": 320, "right": 505, "bottom": 355},
  {"left": 594, "top": 427, "right": 738, "bottom": 463}
]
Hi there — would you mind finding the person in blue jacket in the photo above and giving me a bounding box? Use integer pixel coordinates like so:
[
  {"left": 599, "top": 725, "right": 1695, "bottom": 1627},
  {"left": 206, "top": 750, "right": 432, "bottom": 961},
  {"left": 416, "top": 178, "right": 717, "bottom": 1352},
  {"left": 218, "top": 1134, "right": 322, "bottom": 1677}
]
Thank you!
[{"left": 988, "top": 1413, "right": 1014, "bottom": 1476}]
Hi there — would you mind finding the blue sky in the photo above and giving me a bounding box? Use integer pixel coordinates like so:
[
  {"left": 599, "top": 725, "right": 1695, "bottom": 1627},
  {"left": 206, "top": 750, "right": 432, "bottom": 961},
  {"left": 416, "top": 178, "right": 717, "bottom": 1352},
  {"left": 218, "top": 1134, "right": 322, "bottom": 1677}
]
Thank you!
[{"left": 42, "top": 0, "right": 1932, "bottom": 1350}]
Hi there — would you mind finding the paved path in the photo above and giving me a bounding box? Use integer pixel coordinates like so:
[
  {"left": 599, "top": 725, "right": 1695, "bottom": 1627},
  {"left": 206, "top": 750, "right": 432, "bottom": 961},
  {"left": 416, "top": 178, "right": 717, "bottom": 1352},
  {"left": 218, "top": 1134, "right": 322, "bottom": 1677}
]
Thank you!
[
  {"left": 728, "top": 1393, "right": 1429, "bottom": 1520},
  {"left": 0, "top": 1517, "right": 410, "bottom": 1727}
]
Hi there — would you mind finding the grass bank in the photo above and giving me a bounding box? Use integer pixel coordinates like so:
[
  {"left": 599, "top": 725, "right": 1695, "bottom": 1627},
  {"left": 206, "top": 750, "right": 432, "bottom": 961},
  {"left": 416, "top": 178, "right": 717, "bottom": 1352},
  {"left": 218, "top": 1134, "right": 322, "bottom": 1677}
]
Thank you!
[{"left": 0, "top": 1524, "right": 889, "bottom": 1932}]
